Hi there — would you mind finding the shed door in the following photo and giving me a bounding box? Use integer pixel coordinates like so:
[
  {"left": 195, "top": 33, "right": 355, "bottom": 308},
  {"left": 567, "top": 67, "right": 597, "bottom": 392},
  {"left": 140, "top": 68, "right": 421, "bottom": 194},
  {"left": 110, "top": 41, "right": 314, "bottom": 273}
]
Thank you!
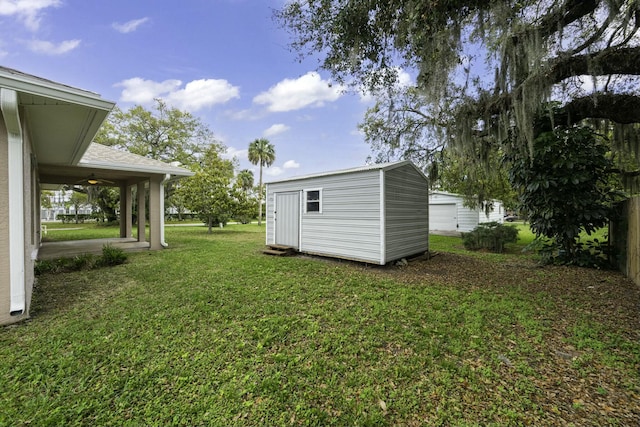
[
  {"left": 430, "top": 203, "right": 457, "bottom": 231},
  {"left": 275, "top": 191, "right": 300, "bottom": 248}
]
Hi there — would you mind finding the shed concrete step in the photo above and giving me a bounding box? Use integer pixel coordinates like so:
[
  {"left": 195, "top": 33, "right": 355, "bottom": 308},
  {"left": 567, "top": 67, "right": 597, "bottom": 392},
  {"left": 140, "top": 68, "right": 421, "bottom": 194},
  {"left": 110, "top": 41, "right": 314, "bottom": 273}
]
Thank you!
[{"left": 263, "top": 245, "right": 297, "bottom": 256}]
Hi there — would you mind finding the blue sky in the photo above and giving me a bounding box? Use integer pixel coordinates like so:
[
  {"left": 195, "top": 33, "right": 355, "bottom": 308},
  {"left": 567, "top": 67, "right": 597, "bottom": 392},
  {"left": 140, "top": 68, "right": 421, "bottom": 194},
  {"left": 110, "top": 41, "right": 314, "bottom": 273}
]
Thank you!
[{"left": 0, "top": 0, "right": 398, "bottom": 181}]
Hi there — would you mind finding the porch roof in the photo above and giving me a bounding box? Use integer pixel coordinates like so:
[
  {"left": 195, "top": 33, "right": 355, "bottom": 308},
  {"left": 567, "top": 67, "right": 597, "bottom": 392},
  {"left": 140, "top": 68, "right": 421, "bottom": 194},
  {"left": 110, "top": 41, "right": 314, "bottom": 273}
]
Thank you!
[
  {"left": 1, "top": 66, "right": 193, "bottom": 187},
  {"left": 39, "top": 143, "right": 194, "bottom": 187},
  {"left": 0, "top": 66, "right": 114, "bottom": 166}
]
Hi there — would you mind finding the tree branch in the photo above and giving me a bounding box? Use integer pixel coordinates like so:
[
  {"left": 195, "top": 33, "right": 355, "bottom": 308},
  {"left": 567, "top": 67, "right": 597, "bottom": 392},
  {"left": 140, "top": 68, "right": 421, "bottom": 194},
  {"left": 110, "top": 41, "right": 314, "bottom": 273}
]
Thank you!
[
  {"left": 536, "top": 0, "right": 598, "bottom": 40},
  {"left": 562, "top": 93, "right": 640, "bottom": 124},
  {"left": 547, "top": 46, "right": 640, "bottom": 83}
]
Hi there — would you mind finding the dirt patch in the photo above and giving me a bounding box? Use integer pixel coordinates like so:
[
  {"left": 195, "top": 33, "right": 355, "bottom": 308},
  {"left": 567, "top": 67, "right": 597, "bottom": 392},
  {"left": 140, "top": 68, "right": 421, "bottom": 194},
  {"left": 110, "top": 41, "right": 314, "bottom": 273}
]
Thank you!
[{"left": 376, "top": 252, "right": 640, "bottom": 425}]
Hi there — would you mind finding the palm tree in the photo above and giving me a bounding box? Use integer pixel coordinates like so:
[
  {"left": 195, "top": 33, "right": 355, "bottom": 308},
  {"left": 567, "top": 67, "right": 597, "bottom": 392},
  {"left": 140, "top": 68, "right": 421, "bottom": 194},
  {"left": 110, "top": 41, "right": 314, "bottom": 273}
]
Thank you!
[
  {"left": 237, "top": 169, "right": 254, "bottom": 195},
  {"left": 248, "top": 138, "right": 276, "bottom": 225}
]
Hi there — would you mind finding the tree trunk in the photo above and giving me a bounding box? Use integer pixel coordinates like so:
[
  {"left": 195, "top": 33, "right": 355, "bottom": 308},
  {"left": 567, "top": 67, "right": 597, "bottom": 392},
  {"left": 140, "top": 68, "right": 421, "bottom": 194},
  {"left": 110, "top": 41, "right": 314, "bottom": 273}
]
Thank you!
[
  {"left": 208, "top": 216, "right": 212, "bottom": 234},
  {"left": 258, "top": 164, "right": 263, "bottom": 226}
]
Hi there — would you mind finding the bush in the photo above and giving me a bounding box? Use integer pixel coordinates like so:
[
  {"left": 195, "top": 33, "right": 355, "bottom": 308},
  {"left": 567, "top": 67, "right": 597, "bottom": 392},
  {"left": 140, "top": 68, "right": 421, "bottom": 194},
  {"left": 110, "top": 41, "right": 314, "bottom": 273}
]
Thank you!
[
  {"left": 462, "top": 222, "right": 519, "bottom": 253},
  {"left": 56, "top": 213, "right": 94, "bottom": 223},
  {"left": 35, "top": 245, "right": 127, "bottom": 275},
  {"left": 98, "top": 244, "right": 128, "bottom": 267},
  {"left": 535, "top": 238, "right": 616, "bottom": 269},
  {"left": 71, "top": 253, "right": 98, "bottom": 270}
]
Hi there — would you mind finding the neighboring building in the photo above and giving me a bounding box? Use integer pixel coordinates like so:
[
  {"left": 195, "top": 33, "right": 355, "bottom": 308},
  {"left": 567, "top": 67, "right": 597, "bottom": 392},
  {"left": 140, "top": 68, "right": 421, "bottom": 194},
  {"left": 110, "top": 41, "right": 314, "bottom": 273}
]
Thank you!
[
  {"left": 0, "top": 66, "right": 192, "bottom": 326},
  {"left": 429, "top": 191, "right": 504, "bottom": 233},
  {"left": 265, "top": 161, "right": 429, "bottom": 265}
]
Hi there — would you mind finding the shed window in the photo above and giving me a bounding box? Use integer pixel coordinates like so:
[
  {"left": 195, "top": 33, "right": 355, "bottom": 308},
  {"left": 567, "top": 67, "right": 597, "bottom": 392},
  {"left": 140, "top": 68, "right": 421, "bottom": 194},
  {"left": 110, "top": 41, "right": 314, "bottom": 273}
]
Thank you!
[{"left": 305, "top": 189, "right": 322, "bottom": 213}]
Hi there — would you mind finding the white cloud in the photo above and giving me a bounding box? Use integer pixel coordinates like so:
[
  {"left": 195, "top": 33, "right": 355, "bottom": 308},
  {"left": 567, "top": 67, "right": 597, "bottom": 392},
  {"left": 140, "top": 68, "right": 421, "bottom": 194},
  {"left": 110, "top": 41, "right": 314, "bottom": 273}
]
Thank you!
[
  {"left": 283, "top": 160, "right": 300, "bottom": 169},
  {"left": 0, "top": 0, "right": 61, "bottom": 31},
  {"left": 253, "top": 71, "right": 344, "bottom": 112},
  {"left": 264, "top": 160, "right": 299, "bottom": 177},
  {"left": 223, "top": 146, "right": 248, "bottom": 161},
  {"left": 263, "top": 123, "right": 290, "bottom": 137},
  {"left": 397, "top": 69, "right": 413, "bottom": 87},
  {"left": 115, "top": 77, "right": 240, "bottom": 112},
  {"left": 27, "top": 38, "right": 80, "bottom": 55},
  {"left": 116, "top": 77, "right": 182, "bottom": 104},
  {"left": 266, "top": 166, "right": 284, "bottom": 177},
  {"left": 167, "top": 79, "right": 240, "bottom": 111},
  {"left": 112, "top": 17, "right": 149, "bottom": 34},
  {"left": 225, "top": 109, "right": 255, "bottom": 120}
]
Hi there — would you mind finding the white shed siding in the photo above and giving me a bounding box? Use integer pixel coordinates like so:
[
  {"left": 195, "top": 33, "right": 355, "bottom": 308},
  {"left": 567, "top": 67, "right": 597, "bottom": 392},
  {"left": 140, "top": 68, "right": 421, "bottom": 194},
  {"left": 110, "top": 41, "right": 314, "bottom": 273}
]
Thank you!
[
  {"left": 480, "top": 202, "right": 504, "bottom": 223},
  {"left": 429, "top": 192, "right": 463, "bottom": 231},
  {"left": 267, "top": 170, "right": 382, "bottom": 263},
  {"left": 384, "top": 165, "right": 429, "bottom": 261},
  {"left": 302, "top": 171, "right": 382, "bottom": 263},
  {"left": 265, "top": 189, "right": 275, "bottom": 244},
  {"left": 457, "top": 205, "right": 480, "bottom": 232},
  {"left": 429, "top": 192, "right": 504, "bottom": 232},
  {"left": 267, "top": 161, "right": 429, "bottom": 264}
]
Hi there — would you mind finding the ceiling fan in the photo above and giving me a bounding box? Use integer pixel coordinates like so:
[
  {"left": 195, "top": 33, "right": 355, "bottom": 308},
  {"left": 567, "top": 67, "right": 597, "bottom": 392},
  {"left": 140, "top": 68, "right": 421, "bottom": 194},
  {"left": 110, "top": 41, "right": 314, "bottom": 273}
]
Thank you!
[{"left": 75, "top": 174, "right": 115, "bottom": 186}]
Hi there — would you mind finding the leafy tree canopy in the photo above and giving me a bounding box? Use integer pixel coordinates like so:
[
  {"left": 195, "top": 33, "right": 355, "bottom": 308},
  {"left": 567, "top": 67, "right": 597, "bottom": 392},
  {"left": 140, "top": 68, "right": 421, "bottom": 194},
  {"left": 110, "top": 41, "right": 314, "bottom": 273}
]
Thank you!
[
  {"left": 277, "top": 0, "right": 640, "bottom": 164},
  {"left": 236, "top": 169, "right": 255, "bottom": 194},
  {"left": 95, "top": 99, "right": 220, "bottom": 167},
  {"left": 435, "top": 147, "right": 518, "bottom": 211},
  {"left": 506, "top": 126, "right": 624, "bottom": 258},
  {"left": 248, "top": 138, "right": 276, "bottom": 226},
  {"left": 176, "top": 146, "right": 236, "bottom": 233}
]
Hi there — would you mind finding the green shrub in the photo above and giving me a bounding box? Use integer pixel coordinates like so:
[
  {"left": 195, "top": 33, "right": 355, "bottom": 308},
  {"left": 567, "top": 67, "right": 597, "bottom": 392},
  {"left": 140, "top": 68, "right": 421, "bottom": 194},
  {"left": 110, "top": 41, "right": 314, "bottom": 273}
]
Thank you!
[
  {"left": 462, "top": 222, "right": 519, "bottom": 253},
  {"left": 98, "top": 244, "right": 128, "bottom": 266},
  {"left": 71, "top": 253, "right": 98, "bottom": 270},
  {"left": 535, "top": 238, "right": 615, "bottom": 269},
  {"left": 35, "top": 245, "right": 127, "bottom": 275},
  {"left": 34, "top": 259, "right": 57, "bottom": 275},
  {"left": 55, "top": 213, "right": 94, "bottom": 223}
]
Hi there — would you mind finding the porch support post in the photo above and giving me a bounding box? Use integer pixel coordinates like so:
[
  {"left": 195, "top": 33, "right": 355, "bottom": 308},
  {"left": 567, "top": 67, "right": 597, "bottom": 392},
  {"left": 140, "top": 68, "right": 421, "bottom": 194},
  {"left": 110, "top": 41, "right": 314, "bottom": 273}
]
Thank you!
[
  {"left": 148, "top": 175, "right": 163, "bottom": 250},
  {"left": 160, "top": 174, "right": 170, "bottom": 247},
  {"left": 137, "top": 181, "right": 146, "bottom": 243},
  {"left": 1, "top": 88, "right": 25, "bottom": 315},
  {"left": 119, "top": 183, "right": 132, "bottom": 238}
]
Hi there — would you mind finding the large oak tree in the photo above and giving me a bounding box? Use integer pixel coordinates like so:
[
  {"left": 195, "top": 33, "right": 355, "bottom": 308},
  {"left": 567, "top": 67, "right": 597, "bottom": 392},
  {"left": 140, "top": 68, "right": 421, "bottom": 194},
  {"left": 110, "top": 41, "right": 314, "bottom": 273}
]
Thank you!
[{"left": 277, "top": 0, "right": 640, "bottom": 161}]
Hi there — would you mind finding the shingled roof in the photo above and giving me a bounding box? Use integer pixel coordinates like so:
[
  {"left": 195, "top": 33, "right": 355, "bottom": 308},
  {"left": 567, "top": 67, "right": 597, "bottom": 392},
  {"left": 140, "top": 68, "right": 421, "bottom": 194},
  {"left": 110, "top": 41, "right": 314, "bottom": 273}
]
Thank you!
[{"left": 79, "top": 143, "right": 194, "bottom": 177}]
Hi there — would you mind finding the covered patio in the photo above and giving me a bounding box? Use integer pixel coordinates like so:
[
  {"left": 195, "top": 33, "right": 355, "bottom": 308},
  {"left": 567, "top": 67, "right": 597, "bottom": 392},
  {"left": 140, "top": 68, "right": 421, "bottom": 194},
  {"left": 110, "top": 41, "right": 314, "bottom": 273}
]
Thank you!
[{"left": 38, "top": 142, "right": 194, "bottom": 258}]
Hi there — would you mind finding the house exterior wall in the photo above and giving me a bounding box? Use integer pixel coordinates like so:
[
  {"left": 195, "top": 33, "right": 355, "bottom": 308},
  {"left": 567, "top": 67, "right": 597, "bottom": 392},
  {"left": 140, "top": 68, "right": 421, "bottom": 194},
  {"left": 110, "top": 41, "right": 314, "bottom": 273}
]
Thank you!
[
  {"left": 384, "top": 165, "right": 429, "bottom": 262},
  {"left": 267, "top": 169, "right": 383, "bottom": 264}
]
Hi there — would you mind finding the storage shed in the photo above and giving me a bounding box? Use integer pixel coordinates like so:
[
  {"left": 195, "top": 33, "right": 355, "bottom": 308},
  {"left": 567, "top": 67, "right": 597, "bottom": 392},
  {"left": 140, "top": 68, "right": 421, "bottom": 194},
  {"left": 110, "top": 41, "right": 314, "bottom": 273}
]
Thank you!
[
  {"left": 265, "top": 161, "right": 429, "bottom": 265},
  {"left": 429, "top": 191, "right": 504, "bottom": 233}
]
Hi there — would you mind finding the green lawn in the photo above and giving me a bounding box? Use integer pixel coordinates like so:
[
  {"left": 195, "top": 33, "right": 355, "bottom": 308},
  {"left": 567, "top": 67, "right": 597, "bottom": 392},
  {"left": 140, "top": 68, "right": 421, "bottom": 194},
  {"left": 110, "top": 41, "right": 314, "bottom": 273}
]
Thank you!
[{"left": 2, "top": 224, "right": 638, "bottom": 425}]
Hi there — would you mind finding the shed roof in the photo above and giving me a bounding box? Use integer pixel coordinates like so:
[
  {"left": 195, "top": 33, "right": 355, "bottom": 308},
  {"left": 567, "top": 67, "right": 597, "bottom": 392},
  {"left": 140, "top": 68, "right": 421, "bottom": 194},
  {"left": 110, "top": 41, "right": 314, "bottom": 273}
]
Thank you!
[{"left": 267, "top": 160, "right": 427, "bottom": 184}]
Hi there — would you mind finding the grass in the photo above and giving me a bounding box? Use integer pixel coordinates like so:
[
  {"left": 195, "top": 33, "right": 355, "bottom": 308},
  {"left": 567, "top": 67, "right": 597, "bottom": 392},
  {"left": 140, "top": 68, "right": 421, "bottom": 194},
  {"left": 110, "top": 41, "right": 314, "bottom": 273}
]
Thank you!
[
  {"left": 41, "top": 221, "right": 122, "bottom": 241},
  {"left": 430, "top": 221, "right": 609, "bottom": 261},
  {"left": 1, "top": 224, "right": 638, "bottom": 425}
]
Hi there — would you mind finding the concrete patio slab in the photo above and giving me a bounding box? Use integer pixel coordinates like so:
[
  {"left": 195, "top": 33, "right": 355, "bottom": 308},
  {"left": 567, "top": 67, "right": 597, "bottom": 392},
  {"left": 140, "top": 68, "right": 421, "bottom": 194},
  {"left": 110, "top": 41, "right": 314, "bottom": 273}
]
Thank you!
[{"left": 38, "top": 238, "right": 151, "bottom": 260}]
